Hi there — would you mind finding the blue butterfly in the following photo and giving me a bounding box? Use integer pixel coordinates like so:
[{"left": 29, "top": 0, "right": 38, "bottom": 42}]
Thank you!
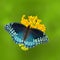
[{"left": 5, "top": 23, "right": 48, "bottom": 48}]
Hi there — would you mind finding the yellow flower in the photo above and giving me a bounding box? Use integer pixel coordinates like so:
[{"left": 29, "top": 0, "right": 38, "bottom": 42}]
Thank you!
[
  {"left": 19, "top": 44, "right": 29, "bottom": 51},
  {"left": 36, "top": 19, "right": 42, "bottom": 25},
  {"left": 20, "top": 15, "right": 46, "bottom": 32},
  {"left": 21, "top": 15, "right": 29, "bottom": 27},
  {"left": 28, "top": 16, "right": 37, "bottom": 26},
  {"left": 36, "top": 24, "right": 46, "bottom": 32},
  {"left": 21, "top": 46, "right": 29, "bottom": 51}
]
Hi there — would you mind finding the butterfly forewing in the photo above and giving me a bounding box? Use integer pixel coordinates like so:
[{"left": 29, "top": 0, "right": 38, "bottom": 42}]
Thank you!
[{"left": 5, "top": 23, "right": 27, "bottom": 44}]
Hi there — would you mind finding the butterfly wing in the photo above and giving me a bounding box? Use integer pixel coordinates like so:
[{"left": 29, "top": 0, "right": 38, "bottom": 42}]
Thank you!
[
  {"left": 5, "top": 23, "right": 26, "bottom": 44},
  {"left": 5, "top": 23, "right": 48, "bottom": 48},
  {"left": 24, "top": 28, "right": 48, "bottom": 48}
]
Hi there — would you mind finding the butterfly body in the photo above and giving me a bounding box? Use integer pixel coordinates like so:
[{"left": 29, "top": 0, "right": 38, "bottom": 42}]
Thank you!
[
  {"left": 23, "top": 25, "right": 31, "bottom": 41},
  {"left": 5, "top": 23, "right": 48, "bottom": 48}
]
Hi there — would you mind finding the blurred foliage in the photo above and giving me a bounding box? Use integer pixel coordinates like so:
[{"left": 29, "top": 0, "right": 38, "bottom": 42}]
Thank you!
[{"left": 0, "top": 0, "right": 60, "bottom": 60}]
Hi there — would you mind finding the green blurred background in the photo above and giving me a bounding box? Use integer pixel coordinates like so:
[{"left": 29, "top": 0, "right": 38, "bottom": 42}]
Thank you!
[{"left": 0, "top": 0, "right": 60, "bottom": 60}]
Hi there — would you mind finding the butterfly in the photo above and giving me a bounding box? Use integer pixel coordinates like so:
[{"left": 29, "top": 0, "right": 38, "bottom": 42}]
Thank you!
[{"left": 5, "top": 23, "right": 48, "bottom": 48}]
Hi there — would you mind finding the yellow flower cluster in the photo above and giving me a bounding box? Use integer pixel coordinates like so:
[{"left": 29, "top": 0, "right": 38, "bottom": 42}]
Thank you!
[
  {"left": 19, "top": 44, "right": 29, "bottom": 51},
  {"left": 21, "top": 15, "right": 46, "bottom": 32},
  {"left": 19, "top": 15, "right": 46, "bottom": 51}
]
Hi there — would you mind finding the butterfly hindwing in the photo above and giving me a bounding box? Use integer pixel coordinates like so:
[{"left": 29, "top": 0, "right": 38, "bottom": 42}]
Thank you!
[
  {"left": 31, "top": 28, "right": 48, "bottom": 43},
  {"left": 24, "top": 28, "right": 48, "bottom": 48},
  {"left": 5, "top": 23, "right": 26, "bottom": 44}
]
